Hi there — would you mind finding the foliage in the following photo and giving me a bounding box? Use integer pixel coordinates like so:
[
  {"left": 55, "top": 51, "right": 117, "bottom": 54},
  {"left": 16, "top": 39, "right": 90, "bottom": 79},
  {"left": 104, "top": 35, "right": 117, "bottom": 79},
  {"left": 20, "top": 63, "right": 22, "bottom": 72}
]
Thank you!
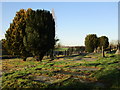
[
  {"left": 0, "top": 39, "right": 8, "bottom": 55},
  {"left": 85, "top": 34, "right": 98, "bottom": 52},
  {"left": 5, "top": 9, "right": 29, "bottom": 61},
  {"left": 85, "top": 34, "right": 109, "bottom": 52},
  {"left": 5, "top": 8, "right": 55, "bottom": 61},
  {"left": 23, "top": 9, "right": 55, "bottom": 61},
  {"left": 98, "top": 36, "right": 109, "bottom": 49}
]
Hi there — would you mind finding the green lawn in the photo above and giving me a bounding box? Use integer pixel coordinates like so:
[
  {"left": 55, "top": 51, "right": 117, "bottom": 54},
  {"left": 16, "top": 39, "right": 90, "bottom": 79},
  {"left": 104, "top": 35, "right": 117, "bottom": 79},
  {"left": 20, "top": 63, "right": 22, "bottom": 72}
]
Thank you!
[{"left": 1, "top": 53, "right": 120, "bottom": 89}]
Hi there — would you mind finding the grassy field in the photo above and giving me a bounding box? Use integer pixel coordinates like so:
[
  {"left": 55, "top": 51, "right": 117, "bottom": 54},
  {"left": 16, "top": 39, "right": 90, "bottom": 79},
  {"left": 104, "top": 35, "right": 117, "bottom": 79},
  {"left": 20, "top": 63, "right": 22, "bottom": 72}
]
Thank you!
[{"left": 1, "top": 53, "right": 120, "bottom": 89}]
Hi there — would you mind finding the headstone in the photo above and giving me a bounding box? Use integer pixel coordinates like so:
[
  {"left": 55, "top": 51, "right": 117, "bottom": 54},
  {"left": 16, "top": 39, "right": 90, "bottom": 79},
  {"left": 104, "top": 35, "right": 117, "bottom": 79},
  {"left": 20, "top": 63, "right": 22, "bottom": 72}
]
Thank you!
[
  {"left": 94, "top": 48, "right": 97, "bottom": 53},
  {"left": 102, "top": 46, "right": 105, "bottom": 57}
]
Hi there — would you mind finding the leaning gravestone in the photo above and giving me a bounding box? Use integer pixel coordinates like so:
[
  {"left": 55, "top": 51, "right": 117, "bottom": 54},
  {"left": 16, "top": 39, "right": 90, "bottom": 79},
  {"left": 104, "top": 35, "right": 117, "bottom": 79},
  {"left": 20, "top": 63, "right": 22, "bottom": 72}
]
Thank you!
[{"left": 102, "top": 46, "right": 105, "bottom": 57}]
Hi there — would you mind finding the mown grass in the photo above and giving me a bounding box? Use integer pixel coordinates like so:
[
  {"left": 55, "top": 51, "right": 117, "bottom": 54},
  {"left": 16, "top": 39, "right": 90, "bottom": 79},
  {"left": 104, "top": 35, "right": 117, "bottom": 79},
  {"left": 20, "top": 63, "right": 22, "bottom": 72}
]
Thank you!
[{"left": 1, "top": 53, "right": 120, "bottom": 89}]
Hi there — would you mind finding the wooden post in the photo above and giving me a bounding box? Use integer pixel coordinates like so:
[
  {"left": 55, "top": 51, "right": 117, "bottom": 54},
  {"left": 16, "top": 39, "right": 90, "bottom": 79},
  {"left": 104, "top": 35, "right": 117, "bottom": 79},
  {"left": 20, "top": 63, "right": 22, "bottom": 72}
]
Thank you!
[{"left": 102, "top": 46, "right": 105, "bottom": 57}]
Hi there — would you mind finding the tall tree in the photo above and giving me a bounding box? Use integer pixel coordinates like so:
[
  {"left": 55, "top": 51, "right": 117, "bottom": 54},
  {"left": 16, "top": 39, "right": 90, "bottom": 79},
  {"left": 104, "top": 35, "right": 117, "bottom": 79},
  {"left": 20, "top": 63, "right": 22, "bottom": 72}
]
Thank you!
[
  {"left": 1, "top": 39, "right": 8, "bottom": 55},
  {"left": 98, "top": 36, "right": 109, "bottom": 49},
  {"left": 85, "top": 34, "right": 98, "bottom": 52},
  {"left": 5, "top": 9, "right": 29, "bottom": 61},
  {"left": 23, "top": 9, "right": 55, "bottom": 61}
]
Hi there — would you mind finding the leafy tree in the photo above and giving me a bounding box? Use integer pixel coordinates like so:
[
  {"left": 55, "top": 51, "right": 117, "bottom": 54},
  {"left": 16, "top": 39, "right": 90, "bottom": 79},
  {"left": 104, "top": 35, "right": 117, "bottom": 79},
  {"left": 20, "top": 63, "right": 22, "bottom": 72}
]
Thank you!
[
  {"left": 23, "top": 9, "right": 55, "bottom": 61},
  {"left": 5, "top": 9, "right": 29, "bottom": 61},
  {"left": 85, "top": 34, "right": 98, "bottom": 52},
  {"left": 98, "top": 36, "right": 109, "bottom": 49}
]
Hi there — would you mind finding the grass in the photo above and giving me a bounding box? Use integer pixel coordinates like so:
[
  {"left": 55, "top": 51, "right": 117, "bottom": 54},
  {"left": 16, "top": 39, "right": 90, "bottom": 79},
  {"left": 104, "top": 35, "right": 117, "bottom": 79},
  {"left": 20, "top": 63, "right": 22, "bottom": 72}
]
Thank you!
[
  {"left": 54, "top": 48, "right": 68, "bottom": 51},
  {"left": 1, "top": 53, "right": 120, "bottom": 89}
]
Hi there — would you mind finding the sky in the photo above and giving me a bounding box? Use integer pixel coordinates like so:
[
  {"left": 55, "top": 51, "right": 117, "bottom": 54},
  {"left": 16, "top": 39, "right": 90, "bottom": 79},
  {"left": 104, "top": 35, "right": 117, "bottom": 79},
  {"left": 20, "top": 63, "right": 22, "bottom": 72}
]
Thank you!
[{"left": 0, "top": 2, "right": 118, "bottom": 46}]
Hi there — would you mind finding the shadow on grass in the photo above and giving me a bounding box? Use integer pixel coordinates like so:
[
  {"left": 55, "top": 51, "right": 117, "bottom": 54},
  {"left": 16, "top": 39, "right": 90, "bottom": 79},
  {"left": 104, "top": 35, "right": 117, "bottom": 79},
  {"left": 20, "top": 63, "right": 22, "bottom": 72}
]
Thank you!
[
  {"left": 56, "top": 53, "right": 88, "bottom": 59},
  {"left": 1, "top": 55, "right": 20, "bottom": 59},
  {"left": 95, "top": 68, "right": 120, "bottom": 89},
  {"left": 47, "top": 78, "right": 93, "bottom": 89},
  {"left": 53, "top": 70, "right": 85, "bottom": 77},
  {"left": 49, "top": 68, "right": 120, "bottom": 89}
]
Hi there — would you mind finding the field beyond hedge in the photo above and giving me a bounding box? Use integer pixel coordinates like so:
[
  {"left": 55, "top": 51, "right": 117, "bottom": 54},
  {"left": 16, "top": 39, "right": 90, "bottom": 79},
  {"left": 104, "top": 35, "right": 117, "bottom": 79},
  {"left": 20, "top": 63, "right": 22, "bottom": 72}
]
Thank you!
[{"left": 1, "top": 53, "right": 120, "bottom": 89}]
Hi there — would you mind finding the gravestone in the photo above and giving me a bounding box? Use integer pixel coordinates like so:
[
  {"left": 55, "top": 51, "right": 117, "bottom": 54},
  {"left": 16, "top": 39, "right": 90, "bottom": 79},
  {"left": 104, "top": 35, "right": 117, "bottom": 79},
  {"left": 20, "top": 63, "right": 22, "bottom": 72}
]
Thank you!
[{"left": 102, "top": 46, "right": 105, "bottom": 57}]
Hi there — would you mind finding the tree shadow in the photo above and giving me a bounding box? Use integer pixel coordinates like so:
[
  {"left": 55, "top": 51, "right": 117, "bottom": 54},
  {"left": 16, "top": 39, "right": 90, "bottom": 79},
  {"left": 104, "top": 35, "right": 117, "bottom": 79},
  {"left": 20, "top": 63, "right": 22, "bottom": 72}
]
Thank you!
[
  {"left": 96, "top": 68, "right": 120, "bottom": 89},
  {"left": 56, "top": 53, "right": 88, "bottom": 59}
]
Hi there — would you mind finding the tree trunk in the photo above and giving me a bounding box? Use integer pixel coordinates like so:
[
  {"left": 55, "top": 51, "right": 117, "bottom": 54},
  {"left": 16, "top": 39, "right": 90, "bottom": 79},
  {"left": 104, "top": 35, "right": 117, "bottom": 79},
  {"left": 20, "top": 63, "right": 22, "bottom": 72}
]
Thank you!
[
  {"left": 39, "top": 55, "right": 44, "bottom": 61},
  {"left": 50, "top": 49, "right": 54, "bottom": 61},
  {"left": 35, "top": 53, "right": 45, "bottom": 62},
  {"left": 23, "top": 57, "right": 27, "bottom": 61}
]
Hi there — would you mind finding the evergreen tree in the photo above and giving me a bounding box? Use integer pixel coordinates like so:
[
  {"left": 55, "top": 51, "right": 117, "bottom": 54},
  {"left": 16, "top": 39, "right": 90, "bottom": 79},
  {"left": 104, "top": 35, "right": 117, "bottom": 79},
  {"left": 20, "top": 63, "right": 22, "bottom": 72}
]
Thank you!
[
  {"left": 5, "top": 9, "right": 29, "bottom": 61},
  {"left": 23, "top": 9, "right": 55, "bottom": 61},
  {"left": 1, "top": 39, "right": 8, "bottom": 55},
  {"left": 85, "top": 34, "right": 98, "bottom": 52},
  {"left": 98, "top": 36, "right": 109, "bottom": 49}
]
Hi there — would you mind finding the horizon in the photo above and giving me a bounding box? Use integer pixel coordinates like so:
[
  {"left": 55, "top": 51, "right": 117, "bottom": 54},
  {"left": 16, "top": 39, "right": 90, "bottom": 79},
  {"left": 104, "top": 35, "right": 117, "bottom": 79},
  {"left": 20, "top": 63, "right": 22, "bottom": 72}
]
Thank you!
[{"left": 1, "top": 2, "right": 118, "bottom": 46}]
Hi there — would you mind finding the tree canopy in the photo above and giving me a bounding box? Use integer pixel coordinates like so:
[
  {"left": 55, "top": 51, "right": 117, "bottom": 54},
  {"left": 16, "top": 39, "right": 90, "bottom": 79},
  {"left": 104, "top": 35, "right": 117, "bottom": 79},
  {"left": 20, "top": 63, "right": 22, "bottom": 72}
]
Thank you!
[
  {"left": 98, "top": 36, "right": 109, "bottom": 49},
  {"left": 5, "top": 9, "right": 29, "bottom": 60},
  {"left": 85, "top": 34, "right": 109, "bottom": 52},
  {"left": 85, "top": 34, "right": 98, "bottom": 53},
  {"left": 5, "top": 8, "right": 55, "bottom": 61},
  {"left": 23, "top": 9, "right": 55, "bottom": 61}
]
